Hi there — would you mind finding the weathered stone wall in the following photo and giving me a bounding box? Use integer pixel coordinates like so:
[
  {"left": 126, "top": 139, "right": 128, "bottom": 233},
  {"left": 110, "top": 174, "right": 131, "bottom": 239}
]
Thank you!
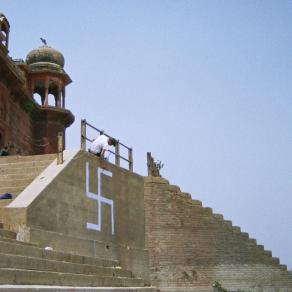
[
  {"left": 144, "top": 176, "right": 292, "bottom": 291},
  {"left": 0, "top": 82, "right": 34, "bottom": 155},
  {"left": 4, "top": 150, "right": 149, "bottom": 280}
]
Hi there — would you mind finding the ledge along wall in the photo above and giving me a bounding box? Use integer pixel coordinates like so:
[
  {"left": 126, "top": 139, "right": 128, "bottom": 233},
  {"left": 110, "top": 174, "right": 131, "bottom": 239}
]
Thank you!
[
  {"left": 144, "top": 176, "right": 292, "bottom": 292},
  {"left": 3, "top": 150, "right": 149, "bottom": 280}
]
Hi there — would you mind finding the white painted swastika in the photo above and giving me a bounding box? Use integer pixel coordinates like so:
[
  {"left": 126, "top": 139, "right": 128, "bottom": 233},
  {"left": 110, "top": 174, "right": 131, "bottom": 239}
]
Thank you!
[{"left": 85, "top": 162, "right": 114, "bottom": 235}]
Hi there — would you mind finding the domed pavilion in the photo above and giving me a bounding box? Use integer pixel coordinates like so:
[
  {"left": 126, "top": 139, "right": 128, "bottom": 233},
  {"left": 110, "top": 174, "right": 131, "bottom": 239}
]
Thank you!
[
  {"left": 0, "top": 12, "right": 74, "bottom": 156},
  {"left": 26, "top": 43, "right": 72, "bottom": 108}
]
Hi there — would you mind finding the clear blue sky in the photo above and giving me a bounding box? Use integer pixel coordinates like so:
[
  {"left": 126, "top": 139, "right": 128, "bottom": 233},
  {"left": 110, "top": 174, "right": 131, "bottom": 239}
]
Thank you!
[{"left": 2, "top": 0, "right": 292, "bottom": 269}]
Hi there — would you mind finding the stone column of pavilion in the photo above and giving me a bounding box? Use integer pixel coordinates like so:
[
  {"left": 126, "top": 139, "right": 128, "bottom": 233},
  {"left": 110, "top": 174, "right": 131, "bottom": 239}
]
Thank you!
[{"left": 25, "top": 43, "right": 74, "bottom": 154}]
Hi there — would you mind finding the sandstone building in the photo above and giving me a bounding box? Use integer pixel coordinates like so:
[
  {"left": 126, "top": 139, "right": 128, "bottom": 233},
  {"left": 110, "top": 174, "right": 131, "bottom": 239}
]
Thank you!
[{"left": 0, "top": 12, "right": 74, "bottom": 155}]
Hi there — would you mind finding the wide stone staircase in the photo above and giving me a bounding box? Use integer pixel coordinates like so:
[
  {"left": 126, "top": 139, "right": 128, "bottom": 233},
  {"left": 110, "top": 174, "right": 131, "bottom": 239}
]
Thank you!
[
  {"left": 0, "top": 154, "right": 56, "bottom": 198},
  {"left": 0, "top": 154, "right": 56, "bottom": 224},
  {"left": 0, "top": 227, "right": 155, "bottom": 291},
  {"left": 168, "top": 184, "right": 291, "bottom": 272},
  {"left": 0, "top": 155, "right": 157, "bottom": 291}
]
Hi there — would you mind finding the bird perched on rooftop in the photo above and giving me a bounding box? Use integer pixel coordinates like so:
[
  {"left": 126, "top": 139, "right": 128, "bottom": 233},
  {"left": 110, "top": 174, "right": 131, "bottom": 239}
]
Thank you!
[{"left": 40, "top": 37, "right": 47, "bottom": 45}]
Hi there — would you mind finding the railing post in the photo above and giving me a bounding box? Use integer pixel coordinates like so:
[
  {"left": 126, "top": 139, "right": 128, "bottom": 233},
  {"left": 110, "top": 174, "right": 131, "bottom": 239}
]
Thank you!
[
  {"left": 81, "top": 119, "right": 86, "bottom": 151},
  {"left": 128, "top": 148, "right": 133, "bottom": 172},
  {"left": 115, "top": 141, "right": 120, "bottom": 167},
  {"left": 57, "top": 132, "right": 63, "bottom": 165}
]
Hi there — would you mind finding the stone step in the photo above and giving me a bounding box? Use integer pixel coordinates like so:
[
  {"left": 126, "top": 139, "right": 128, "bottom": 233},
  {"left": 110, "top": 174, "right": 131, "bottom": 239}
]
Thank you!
[
  {"left": 0, "top": 237, "right": 118, "bottom": 267},
  {"left": 249, "top": 238, "right": 257, "bottom": 245},
  {"left": 202, "top": 207, "right": 213, "bottom": 215},
  {"left": 0, "top": 234, "right": 39, "bottom": 247},
  {"left": 213, "top": 213, "right": 224, "bottom": 221},
  {"left": 0, "top": 229, "right": 16, "bottom": 240},
  {"left": 0, "top": 160, "right": 52, "bottom": 170},
  {"left": 272, "top": 257, "right": 280, "bottom": 264},
  {"left": 0, "top": 186, "right": 25, "bottom": 195},
  {"left": 193, "top": 202, "right": 284, "bottom": 268},
  {"left": 43, "top": 249, "right": 119, "bottom": 268},
  {"left": 0, "top": 178, "right": 34, "bottom": 188},
  {"left": 168, "top": 185, "right": 181, "bottom": 192},
  {"left": 279, "top": 264, "right": 288, "bottom": 270},
  {"left": 232, "top": 226, "right": 241, "bottom": 233},
  {"left": 0, "top": 252, "right": 132, "bottom": 278},
  {"left": 0, "top": 286, "right": 158, "bottom": 292},
  {"left": 223, "top": 220, "right": 233, "bottom": 227},
  {"left": 211, "top": 211, "right": 280, "bottom": 265},
  {"left": 0, "top": 199, "right": 12, "bottom": 207},
  {"left": 0, "top": 154, "right": 56, "bottom": 164},
  {"left": 188, "top": 197, "right": 289, "bottom": 273},
  {"left": 0, "top": 268, "right": 145, "bottom": 287},
  {"left": 240, "top": 232, "right": 249, "bottom": 239},
  {"left": 181, "top": 192, "right": 191, "bottom": 199},
  {"left": 0, "top": 172, "right": 37, "bottom": 180},
  {"left": 0, "top": 166, "right": 47, "bottom": 176},
  {"left": 191, "top": 199, "right": 202, "bottom": 206}
]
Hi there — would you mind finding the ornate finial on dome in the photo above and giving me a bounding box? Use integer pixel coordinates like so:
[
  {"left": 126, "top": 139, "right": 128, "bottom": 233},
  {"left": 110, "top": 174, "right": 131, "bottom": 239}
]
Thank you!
[{"left": 40, "top": 37, "right": 47, "bottom": 46}]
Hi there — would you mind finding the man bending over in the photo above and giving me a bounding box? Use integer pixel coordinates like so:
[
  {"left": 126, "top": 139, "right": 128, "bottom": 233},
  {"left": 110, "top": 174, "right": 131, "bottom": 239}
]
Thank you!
[{"left": 89, "top": 134, "right": 116, "bottom": 159}]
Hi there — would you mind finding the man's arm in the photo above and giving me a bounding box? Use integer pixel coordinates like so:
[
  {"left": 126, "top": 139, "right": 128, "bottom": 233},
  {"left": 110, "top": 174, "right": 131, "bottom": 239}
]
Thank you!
[{"left": 100, "top": 148, "right": 106, "bottom": 159}]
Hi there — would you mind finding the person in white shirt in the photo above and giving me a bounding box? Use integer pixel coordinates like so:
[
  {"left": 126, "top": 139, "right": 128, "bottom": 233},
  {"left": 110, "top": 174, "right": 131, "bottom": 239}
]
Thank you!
[{"left": 89, "top": 134, "right": 116, "bottom": 159}]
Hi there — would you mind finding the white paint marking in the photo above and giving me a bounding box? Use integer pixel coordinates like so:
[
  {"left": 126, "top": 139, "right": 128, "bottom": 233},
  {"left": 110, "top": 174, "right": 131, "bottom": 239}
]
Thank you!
[{"left": 85, "top": 162, "right": 115, "bottom": 234}]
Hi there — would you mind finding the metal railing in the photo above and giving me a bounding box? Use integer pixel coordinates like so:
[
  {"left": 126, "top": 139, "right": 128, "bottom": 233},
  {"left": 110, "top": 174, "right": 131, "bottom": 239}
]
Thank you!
[{"left": 80, "top": 119, "right": 133, "bottom": 172}]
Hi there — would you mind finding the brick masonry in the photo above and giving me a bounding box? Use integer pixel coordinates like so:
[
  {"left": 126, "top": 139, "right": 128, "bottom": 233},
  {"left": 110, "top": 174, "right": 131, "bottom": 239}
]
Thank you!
[{"left": 144, "top": 176, "right": 292, "bottom": 291}]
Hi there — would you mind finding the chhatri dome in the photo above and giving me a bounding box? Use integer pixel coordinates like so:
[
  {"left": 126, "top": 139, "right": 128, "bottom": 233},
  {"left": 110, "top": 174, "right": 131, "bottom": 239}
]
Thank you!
[
  {"left": 26, "top": 44, "right": 65, "bottom": 71},
  {"left": 24, "top": 40, "right": 72, "bottom": 111}
]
